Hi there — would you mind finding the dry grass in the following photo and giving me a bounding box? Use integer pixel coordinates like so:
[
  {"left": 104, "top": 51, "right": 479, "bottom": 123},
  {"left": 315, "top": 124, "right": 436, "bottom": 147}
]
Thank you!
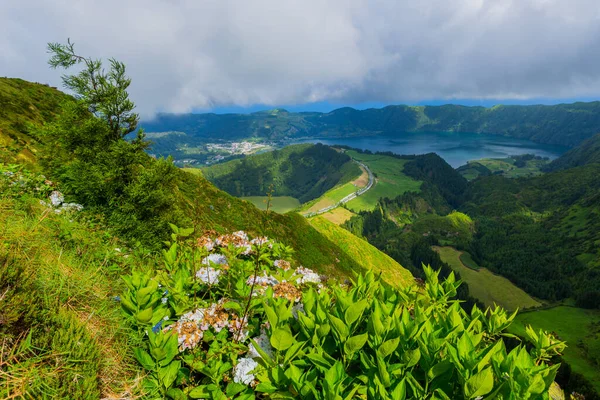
[{"left": 320, "top": 208, "right": 356, "bottom": 225}]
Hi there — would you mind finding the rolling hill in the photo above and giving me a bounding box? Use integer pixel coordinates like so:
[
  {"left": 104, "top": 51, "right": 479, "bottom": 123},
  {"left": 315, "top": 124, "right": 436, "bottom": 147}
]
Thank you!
[
  {"left": 547, "top": 132, "right": 600, "bottom": 171},
  {"left": 142, "top": 101, "right": 600, "bottom": 147},
  {"left": 201, "top": 143, "right": 361, "bottom": 203}
]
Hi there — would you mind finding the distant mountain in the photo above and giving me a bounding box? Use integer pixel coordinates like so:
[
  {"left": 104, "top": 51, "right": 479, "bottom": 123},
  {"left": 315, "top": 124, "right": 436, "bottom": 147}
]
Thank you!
[
  {"left": 142, "top": 102, "right": 600, "bottom": 147},
  {"left": 547, "top": 132, "right": 600, "bottom": 171}
]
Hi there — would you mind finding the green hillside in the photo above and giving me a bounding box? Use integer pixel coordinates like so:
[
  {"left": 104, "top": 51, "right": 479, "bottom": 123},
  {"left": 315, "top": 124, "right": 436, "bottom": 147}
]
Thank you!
[
  {"left": 201, "top": 143, "right": 361, "bottom": 203},
  {"left": 457, "top": 154, "right": 550, "bottom": 180},
  {"left": 0, "top": 77, "right": 73, "bottom": 164},
  {"left": 142, "top": 101, "right": 600, "bottom": 147},
  {"left": 547, "top": 132, "right": 600, "bottom": 171},
  {"left": 434, "top": 246, "right": 541, "bottom": 311},
  {"left": 309, "top": 216, "right": 414, "bottom": 288}
]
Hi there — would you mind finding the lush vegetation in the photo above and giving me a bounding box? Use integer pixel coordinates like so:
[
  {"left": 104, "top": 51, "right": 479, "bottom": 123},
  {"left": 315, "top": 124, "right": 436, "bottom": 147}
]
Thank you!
[
  {"left": 202, "top": 144, "right": 361, "bottom": 203},
  {"left": 457, "top": 154, "right": 550, "bottom": 181},
  {"left": 344, "top": 150, "right": 422, "bottom": 212},
  {"left": 513, "top": 307, "right": 600, "bottom": 397},
  {"left": 434, "top": 246, "right": 542, "bottom": 311},
  {"left": 121, "top": 229, "right": 566, "bottom": 399},
  {"left": 462, "top": 164, "right": 600, "bottom": 306},
  {"left": 241, "top": 196, "right": 300, "bottom": 214},
  {"left": 546, "top": 133, "right": 600, "bottom": 171},
  {"left": 0, "top": 77, "right": 73, "bottom": 164},
  {"left": 141, "top": 102, "right": 600, "bottom": 147},
  {"left": 309, "top": 216, "right": 414, "bottom": 288}
]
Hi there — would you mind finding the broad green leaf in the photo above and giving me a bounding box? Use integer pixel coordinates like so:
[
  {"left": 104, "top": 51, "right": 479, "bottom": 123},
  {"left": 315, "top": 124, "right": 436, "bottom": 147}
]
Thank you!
[
  {"left": 329, "top": 315, "right": 349, "bottom": 341},
  {"left": 133, "top": 348, "right": 155, "bottom": 371},
  {"left": 464, "top": 367, "right": 494, "bottom": 399},
  {"left": 159, "top": 360, "right": 180, "bottom": 389},
  {"left": 344, "top": 299, "right": 368, "bottom": 326},
  {"left": 344, "top": 333, "right": 368, "bottom": 356},
  {"left": 427, "top": 360, "right": 452, "bottom": 380},
  {"left": 135, "top": 306, "right": 154, "bottom": 324},
  {"left": 255, "top": 382, "right": 278, "bottom": 393},
  {"left": 390, "top": 379, "right": 406, "bottom": 400},
  {"left": 270, "top": 328, "right": 294, "bottom": 351},
  {"left": 379, "top": 337, "right": 400, "bottom": 358},
  {"left": 225, "top": 382, "right": 247, "bottom": 397}
]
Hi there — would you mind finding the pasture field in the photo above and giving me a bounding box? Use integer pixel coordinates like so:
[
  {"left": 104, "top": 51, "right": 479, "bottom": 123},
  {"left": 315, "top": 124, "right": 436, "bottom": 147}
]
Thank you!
[
  {"left": 301, "top": 181, "right": 361, "bottom": 213},
  {"left": 458, "top": 157, "right": 550, "bottom": 180},
  {"left": 320, "top": 207, "right": 356, "bottom": 225},
  {"left": 433, "top": 246, "right": 541, "bottom": 311},
  {"left": 511, "top": 306, "right": 600, "bottom": 392},
  {"left": 344, "top": 151, "right": 422, "bottom": 212},
  {"left": 241, "top": 196, "right": 300, "bottom": 214},
  {"left": 309, "top": 216, "right": 414, "bottom": 289}
]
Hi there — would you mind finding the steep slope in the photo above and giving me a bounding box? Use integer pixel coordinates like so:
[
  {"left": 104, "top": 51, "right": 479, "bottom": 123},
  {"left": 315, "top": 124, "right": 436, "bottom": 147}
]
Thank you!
[
  {"left": 547, "top": 132, "right": 600, "bottom": 171},
  {"left": 202, "top": 143, "right": 361, "bottom": 203},
  {"left": 142, "top": 101, "right": 600, "bottom": 147},
  {"left": 0, "top": 77, "right": 73, "bottom": 164},
  {"left": 309, "top": 216, "right": 414, "bottom": 288}
]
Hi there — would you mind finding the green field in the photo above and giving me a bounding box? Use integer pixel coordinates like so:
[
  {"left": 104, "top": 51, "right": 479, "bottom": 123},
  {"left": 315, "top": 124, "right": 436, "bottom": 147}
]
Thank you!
[
  {"left": 458, "top": 157, "right": 550, "bottom": 180},
  {"left": 433, "top": 246, "right": 541, "bottom": 311},
  {"left": 512, "top": 306, "right": 600, "bottom": 392},
  {"left": 241, "top": 196, "right": 300, "bottom": 213},
  {"left": 310, "top": 216, "right": 414, "bottom": 289},
  {"left": 344, "top": 151, "right": 422, "bottom": 212},
  {"left": 301, "top": 181, "right": 361, "bottom": 213}
]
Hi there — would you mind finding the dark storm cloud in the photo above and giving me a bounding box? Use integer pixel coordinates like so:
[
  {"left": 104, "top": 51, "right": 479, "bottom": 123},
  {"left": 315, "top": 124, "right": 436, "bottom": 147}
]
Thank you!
[{"left": 2, "top": 0, "right": 600, "bottom": 115}]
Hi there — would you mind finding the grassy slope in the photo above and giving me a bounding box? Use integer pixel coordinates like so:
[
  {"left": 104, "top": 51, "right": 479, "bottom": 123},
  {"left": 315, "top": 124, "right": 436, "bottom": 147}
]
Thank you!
[
  {"left": 240, "top": 196, "right": 300, "bottom": 213},
  {"left": 201, "top": 143, "right": 361, "bottom": 203},
  {"left": 512, "top": 307, "right": 600, "bottom": 392},
  {"left": 320, "top": 207, "right": 356, "bottom": 225},
  {"left": 0, "top": 196, "right": 140, "bottom": 398},
  {"left": 548, "top": 132, "right": 600, "bottom": 171},
  {"left": 0, "top": 78, "right": 73, "bottom": 164},
  {"left": 345, "top": 150, "right": 422, "bottom": 211},
  {"left": 433, "top": 246, "right": 541, "bottom": 311},
  {"left": 310, "top": 216, "right": 414, "bottom": 289},
  {"left": 458, "top": 157, "right": 549, "bottom": 180}
]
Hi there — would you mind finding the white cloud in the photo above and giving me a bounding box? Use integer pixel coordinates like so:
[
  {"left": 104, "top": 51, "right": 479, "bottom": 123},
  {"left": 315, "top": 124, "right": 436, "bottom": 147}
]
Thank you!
[{"left": 2, "top": 0, "right": 600, "bottom": 116}]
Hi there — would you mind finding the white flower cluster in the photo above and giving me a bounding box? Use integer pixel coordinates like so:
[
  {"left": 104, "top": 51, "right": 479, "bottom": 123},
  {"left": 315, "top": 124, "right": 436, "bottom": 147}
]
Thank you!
[
  {"left": 202, "top": 253, "right": 228, "bottom": 265},
  {"left": 166, "top": 300, "right": 249, "bottom": 351},
  {"left": 195, "top": 267, "right": 222, "bottom": 285},
  {"left": 246, "top": 271, "right": 279, "bottom": 287},
  {"left": 247, "top": 330, "right": 274, "bottom": 359},
  {"left": 233, "top": 357, "right": 258, "bottom": 385},
  {"left": 40, "top": 190, "right": 84, "bottom": 214},
  {"left": 294, "top": 266, "right": 322, "bottom": 285}
]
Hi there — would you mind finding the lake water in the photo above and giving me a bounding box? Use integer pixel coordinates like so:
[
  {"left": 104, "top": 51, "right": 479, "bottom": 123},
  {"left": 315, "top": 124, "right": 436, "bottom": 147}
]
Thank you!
[{"left": 293, "top": 132, "right": 568, "bottom": 168}]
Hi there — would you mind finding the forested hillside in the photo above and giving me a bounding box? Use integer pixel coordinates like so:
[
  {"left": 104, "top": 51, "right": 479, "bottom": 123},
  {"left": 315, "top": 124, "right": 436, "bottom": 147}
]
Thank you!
[
  {"left": 201, "top": 143, "right": 360, "bottom": 203},
  {"left": 547, "top": 132, "right": 600, "bottom": 171},
  {"left": 142, "top": 101, "right": 600, "bottom": 147}
]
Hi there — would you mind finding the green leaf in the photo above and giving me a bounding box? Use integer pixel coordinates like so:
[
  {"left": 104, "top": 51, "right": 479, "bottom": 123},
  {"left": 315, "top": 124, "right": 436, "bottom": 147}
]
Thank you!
[
  {"left": 344, "top": 299, "right": 368, "bottom": 326},
  {"left": 135, "top": 306, "right": 153, "bottom": 324},
  {"left": 390, "top": 379, "right": 406, "bottom": 400},
  {"left": 329, "top": 315, "right": 349, "bottom": 341},
  {"left": 159, "top": 360, "right": 181, "bottom": 390},
  {"left": 270, "top": 328, "right": 294, "bottom": 351},
  {"left": 379, "top": 337, "right": 400, "bottom": 358},
  {"left": 464, "top": 367, "right": 494, "bottom": 399},
  {"left": 255, "top": 382, "right": 278, "bottom": 393},
  {"left": 226, "top": 382, "right": 247, "bottom": 397},
  {"left": 133, "top": 348, "right": 155, "bottom": 371},
  {"left": 263, "top": 303, "right": 279, "bottom": 327},
  {"left": 344, "top": 333, "right": 368, "bottom": 356},
  {"left": 427, "top": 360, "right": 452, "bottom": 380}
]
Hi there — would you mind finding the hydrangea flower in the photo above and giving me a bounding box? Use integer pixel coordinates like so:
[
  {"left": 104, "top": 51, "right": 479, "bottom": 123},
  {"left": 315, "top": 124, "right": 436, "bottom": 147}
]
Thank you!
[
  {"left": 202, "top": 253, "right": 227, "bottom": 265},
  {"left": 274, "top": 259, "right": 291, "bottom": 270},
  {"left": 196, "top": 267, "right": 221, "bottom": 285},
  {"left": 292, "top": 302, "right": 305, "bottom": 319},
  {"left": 49, "top": 191, "right": 64, "bottom": 207},
  {"left": 233, "top": 357, "right": 258, "bottom": 385},
  {"left": 294, "top": 266, "right": 321, "bottom": 284}
]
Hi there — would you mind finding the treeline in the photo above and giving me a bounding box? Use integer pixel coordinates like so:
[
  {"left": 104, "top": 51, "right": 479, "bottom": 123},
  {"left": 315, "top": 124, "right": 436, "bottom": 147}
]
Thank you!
[
  {"left": 203, "top": 143, "right": 360, "bottom": 203},
  {"left": 462, "top": 164, "right": 600, "bottom": 307}
]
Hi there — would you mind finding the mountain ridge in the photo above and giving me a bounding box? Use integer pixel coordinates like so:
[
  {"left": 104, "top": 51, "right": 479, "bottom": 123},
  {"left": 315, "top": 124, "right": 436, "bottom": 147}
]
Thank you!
[{"left": 142, "top": 101, "right": 600, "bottom": 147}]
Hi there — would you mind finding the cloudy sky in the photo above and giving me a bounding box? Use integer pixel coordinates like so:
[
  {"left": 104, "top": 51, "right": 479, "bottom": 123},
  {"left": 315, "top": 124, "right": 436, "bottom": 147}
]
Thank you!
[{"left": 2, "top": 0, "right": 600, "bottom": 116}]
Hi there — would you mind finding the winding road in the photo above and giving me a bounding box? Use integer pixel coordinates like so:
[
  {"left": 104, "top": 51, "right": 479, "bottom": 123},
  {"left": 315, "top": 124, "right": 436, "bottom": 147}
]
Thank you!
[{"left": 305, "top": 160, "right": 374, "bottom": 217}]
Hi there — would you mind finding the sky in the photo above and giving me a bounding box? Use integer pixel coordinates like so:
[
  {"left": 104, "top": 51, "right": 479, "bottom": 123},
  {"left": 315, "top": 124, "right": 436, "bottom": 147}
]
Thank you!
[{"left": 2, "top": 0, "right": 600, "bottom": 117}]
